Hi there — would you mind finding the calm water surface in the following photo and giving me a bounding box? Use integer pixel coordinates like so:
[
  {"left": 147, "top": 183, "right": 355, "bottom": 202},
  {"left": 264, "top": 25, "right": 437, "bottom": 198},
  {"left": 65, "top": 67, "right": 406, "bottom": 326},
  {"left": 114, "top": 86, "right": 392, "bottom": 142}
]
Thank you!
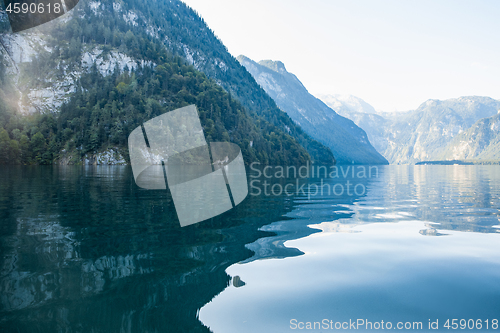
[{"left": 0, "top": 165, "right": 499, "bottom": 332}]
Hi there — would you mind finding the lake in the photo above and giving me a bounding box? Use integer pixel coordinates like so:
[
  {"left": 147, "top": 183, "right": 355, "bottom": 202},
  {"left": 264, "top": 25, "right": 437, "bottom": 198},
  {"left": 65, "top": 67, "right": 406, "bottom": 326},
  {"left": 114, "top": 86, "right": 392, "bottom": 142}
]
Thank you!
[{"left": 0, "top": 165, "right": 499, "bottom": 332}]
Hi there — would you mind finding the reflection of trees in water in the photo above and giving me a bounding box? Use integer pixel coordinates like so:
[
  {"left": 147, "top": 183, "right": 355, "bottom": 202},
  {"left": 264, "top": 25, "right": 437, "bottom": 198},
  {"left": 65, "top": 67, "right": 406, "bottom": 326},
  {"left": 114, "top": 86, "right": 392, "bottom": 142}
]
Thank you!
[
  {"left": 0, "top": 166, "right": 297, "bottom": 332},
  {"left": 2, "top": 165, "right": 496, "bottom": 331}
]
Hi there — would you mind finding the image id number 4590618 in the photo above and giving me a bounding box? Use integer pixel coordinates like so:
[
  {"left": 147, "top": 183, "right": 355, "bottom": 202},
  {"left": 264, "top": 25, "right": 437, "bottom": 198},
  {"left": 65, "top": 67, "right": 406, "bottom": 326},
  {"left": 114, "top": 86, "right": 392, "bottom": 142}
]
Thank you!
[
  {"left": 443, "top": 319, "right": 498, "bottom": 330},
  {"left": 5, "top": 2, "right": 62, "bottom": 14}
]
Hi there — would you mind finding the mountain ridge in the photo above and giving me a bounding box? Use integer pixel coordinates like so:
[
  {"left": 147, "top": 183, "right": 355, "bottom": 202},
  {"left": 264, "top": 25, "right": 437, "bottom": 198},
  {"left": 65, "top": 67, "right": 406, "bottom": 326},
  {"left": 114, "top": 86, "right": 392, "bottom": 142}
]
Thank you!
[
  {"left": 126, "top": 0, "right": 334, "bottom": 164},
  {"left": 238, "top": 55, "right": 388, "bottom": 165}
]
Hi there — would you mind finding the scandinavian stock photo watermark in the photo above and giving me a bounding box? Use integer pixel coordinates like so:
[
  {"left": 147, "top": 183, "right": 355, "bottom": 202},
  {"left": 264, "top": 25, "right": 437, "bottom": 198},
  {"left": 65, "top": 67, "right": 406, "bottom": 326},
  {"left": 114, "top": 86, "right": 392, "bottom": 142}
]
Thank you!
[
  {"left": 249, "top": 162, "right": 379, "bottom": 199},
  {"left": 289, "top": 318, "right": 499, "bottom": 331}
]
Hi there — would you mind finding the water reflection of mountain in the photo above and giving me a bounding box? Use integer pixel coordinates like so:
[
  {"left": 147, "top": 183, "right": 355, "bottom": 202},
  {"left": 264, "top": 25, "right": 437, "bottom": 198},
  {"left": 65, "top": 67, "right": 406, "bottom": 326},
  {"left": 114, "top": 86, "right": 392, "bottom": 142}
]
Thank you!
[
  {"left": 0, "top": 166, "right": 299, "bottom": 332},
  {"left": 1, "top": 165, "right": 498, "bottom": 332},
  {"left": 387, "top": 165, "right": 500, "bottom": 234},
  {"left": 242, "top": 165, "right": 500, "bottom": 265}
]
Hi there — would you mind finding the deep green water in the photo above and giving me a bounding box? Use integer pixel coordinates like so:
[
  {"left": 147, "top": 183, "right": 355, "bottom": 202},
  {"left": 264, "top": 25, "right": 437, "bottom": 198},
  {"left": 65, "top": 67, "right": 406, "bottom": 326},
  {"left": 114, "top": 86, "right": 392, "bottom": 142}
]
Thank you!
[{"left": 0, "top": 165, "right": 499, "bottom": 332}]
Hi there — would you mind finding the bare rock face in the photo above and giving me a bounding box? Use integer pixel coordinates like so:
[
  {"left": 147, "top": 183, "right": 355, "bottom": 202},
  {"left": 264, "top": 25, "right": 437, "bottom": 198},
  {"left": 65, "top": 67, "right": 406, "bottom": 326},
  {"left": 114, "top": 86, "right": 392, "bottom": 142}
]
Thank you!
[{"left": 0, "top": 28, "right": 151, "bottom": 115}]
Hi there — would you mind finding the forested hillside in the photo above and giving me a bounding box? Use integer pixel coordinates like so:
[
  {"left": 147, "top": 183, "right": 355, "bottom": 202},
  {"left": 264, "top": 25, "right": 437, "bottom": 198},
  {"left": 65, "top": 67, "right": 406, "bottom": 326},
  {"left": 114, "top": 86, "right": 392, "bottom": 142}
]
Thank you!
[
  {"left": 0, "top": 0, "right": 334, "bottom": 165},
  {"left": 98, "top": 0, "right": 334, "bottom": 164}
]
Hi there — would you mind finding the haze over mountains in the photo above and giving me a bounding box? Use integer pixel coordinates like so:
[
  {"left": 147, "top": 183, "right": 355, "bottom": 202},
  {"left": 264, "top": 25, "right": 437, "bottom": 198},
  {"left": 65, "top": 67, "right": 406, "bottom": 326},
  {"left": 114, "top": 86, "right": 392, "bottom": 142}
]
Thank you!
[
  {"left": 1, "top": 0, "right": 498, "bottom": 166},
  {"left": 237, "top": 55, "right": 388, "bottom": 165},
  {"left": 437, "top": 108, "right": 500, "bottom": 161},
  {"left": 237, "top": 55, "right": 500, "bottom": 165},
  {"left": 320, "top": 95, "right": 500, "bottom": 164},
  {"left": 317, "top": 94, "right": 377, "bottom": 115},
  {"left": 238, "top": 54, "right": 500, "bottom": 165}
]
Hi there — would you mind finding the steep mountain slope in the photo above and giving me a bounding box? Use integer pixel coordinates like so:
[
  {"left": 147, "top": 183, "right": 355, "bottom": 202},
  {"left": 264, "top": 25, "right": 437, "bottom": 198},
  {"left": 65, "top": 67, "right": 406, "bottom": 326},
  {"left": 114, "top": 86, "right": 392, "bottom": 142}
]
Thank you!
[
  {"left": 118, "top": 0, "right": 333, "bottom": 164},
  {"left": 438, "top": 112, "right": 500, "bottom": 160},
  {"left": 0, "top": 0, "right": 333, "bottom": 165},
  {"left": 237, "top": 55, "right": 388, "bottom": 165}
]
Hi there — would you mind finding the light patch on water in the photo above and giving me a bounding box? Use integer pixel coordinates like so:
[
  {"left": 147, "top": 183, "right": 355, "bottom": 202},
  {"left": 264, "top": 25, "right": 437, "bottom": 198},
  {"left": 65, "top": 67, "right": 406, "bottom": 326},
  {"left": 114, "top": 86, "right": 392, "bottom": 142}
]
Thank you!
[{"left": 200, "top": 220, "right": 500, "bottom": 333}]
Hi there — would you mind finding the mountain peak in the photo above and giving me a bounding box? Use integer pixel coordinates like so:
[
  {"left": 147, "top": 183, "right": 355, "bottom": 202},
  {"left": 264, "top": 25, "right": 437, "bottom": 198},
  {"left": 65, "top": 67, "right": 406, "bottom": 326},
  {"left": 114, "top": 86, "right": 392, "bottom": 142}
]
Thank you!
[
  {"left": 257, "top": 60, "right": 287, "bottom": 73},
  {"left": 236, "top": 55, "right": 252, "bottom": 63}
]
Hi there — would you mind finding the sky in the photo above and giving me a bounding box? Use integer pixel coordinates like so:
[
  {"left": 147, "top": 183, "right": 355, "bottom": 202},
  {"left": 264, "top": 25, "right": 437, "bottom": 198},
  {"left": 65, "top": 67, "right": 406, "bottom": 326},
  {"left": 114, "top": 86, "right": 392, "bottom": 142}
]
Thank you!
[{"left": 181, "top": 0, "right": 500, "bottom": 112}]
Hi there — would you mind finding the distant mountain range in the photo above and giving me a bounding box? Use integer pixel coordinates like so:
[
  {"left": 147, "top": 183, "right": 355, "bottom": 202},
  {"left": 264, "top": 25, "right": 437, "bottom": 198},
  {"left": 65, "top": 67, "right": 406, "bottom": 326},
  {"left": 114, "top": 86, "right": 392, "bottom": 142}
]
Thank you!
[
  {"left": 237, "top": 56, "right": 388, "bottom": 165},
  {"left": 319, "top": 95, "right": 500, "bottom": 164}
]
